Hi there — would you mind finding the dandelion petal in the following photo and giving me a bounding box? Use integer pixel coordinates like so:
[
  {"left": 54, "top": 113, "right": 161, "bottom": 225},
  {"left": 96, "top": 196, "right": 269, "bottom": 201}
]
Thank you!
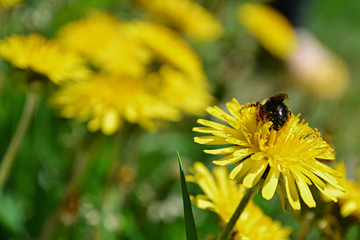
[
  {"left": 262, "top": 167, "right": 280, "bottom": 200},
  {"left": 283, "top": 168, "right": 301, "bottom": 210},
  {"left": 243, "top": 161, "right": 267, "bottom": 188}
]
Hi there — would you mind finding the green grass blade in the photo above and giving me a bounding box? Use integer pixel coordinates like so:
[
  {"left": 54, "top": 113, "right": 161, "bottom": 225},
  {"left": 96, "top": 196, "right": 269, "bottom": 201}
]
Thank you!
[{"left": 177, "top": 151, "right": 198, "bottom": 240}]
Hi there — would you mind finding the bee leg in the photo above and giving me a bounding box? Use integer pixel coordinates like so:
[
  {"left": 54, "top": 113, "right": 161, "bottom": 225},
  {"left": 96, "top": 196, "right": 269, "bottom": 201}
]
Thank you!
[
  {"left": 255, "top": 102, "right": 264, "bottom": 122},
  {"left": 239, "top": 102, "right": 257, "bottom": 112}
]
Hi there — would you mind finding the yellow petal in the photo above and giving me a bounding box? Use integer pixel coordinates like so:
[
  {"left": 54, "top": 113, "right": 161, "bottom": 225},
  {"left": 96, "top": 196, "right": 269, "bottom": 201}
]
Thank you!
[
  {"left": 283, "top": 168, "right": 301, "bottom": 210},
  {"left": 102, "top": 108, "right": 119, "bottom": 135},
  {"left": 213, "top": 166, "right": 235, "bottom": 199},
  {"left": 316, "top": 151, "right": 335, "bottom": 160},
  {"left": 340, "top": 201, "right": 358, "bottom": 217},
  {"left": 192, "top": 162, "right": 219, "bottom": 200},
  {"left": 192, "top": 127, "right": 219, "bottom": 134},
  {"left": 290, "top": 166, "right": 312, "bottom": 185},
  {"left": 229, "top": 163, "right": 243, "bottom": 180},
  {"left": 225, "top": 138, "right": 252, "bottom": 147},
  {"left": 212, "top": 148, "right": 254, "bottom": 166},
  {"left": 204, "top": 146, "right": 240, "bottom": 155},
  {"left": 237, "top": 3, "right": 297, "bottom": 60},
  {"left": 194, "top": 136, "right": 231, "bottom": 145},
  {"left": 293, "top": 171, "right": 316, "bottom": 208},
  {"left": 262, "top": 167, "right": 280, "bottom": 200},
  {"left": 308, "top": 164, "right": 344, "bottom": 191},
  {"left": 185, "top": 175, "right": 196, "bottom": 182},
  {"left": 197, "top": 119, "right": 235, "bottom": 132},
  {"left": 299, "top": 166, "right": 326, "bottom": 190},
  {"left": 233, "top": 148, "right": 256, "bottom": 158},
  {"left": 243, "top": 161, "right": 267, "bottom": 188},
  {"left": 206, "top": 106, "right": 236, "bottom": 127},
  {"left": 314, "top": 184, "right": 339, "bottom": 202},
  {"left": 212, "top": 154, "right": 242, "bottom": 166},
  {"left": 229, "top": 159, "right": 253, "bottom": 181},
  {"left": 192, "top": 195, "right": 215, "bottom": 210},
  {"left": 276, "top": 184, "right": 287, "bottom": 212}
]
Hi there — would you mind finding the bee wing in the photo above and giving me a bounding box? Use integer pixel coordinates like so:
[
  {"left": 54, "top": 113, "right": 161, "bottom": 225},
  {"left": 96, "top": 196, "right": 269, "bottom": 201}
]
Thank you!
[{"left": 269, "top": 93, "right": 289, "bottom": 102}]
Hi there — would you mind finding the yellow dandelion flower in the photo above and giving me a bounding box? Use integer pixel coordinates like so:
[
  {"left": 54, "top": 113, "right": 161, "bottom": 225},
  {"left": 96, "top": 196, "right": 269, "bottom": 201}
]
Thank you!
[
  {"left": 333, "top": 162, "right": 360, "bottom": 220},
  {"left": 0, "top": 34, "right": 90, "bottom": 84},
  {"left": 57, "top": 12, "right": 148, "bottom": 77},
  {"left": 150, "top": 64, "right": 213, "bottom": 116},
  {"left": 187, "top": 162, "right": 292, "bottom": 240},
  {"left": 57, "top": 12, "right": 120, "bottom": 59},
  {"left": 57, "top": 14, "right": 213, "bottom": 113},
  {"left": 125, "top": 21, "right": 213, "bottom": 115},
  {"left": 0, "top": 0, "right": 23, "bottom": 10},
  {"left": 127, "top": 21, "right": 205, "bottom": 79},
  {"left": 95, "top": 32, "right": 149, "bottom": 77},
  {"left": 53, "top": 19, "right": 213, "bottom": 133},
  {"left": 51, "top": 73, "right": 182, "bottom": 135},
  {"left": 138, "top": 0, "right": 223, "bottom": 41},
  {"left": 237, "top": 3, "right": 297, "bottom": 60},
  {"left": 193, "top": 97, "right": 344, "bottom": 210}
]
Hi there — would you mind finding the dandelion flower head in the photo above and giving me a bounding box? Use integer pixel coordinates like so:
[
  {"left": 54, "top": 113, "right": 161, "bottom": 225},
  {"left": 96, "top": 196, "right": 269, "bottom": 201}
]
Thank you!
[
  {"left": 187, "top": 162, "right": 292, "bottom": 240},
  {"left": 193, "top": 96, "right": 344, "bottom": 210},
  {"left": 51, "top": 73, "right": 182, "bottom": 135},
  {"left": 58, "top": 13, "right": 210, "bottom": 86},
  {"left": 57, "top": 12, "right": 120, "bottom": 59},
  {"left": 57, "top": 11, "right": 147, "bottom": 77},
  {"left": 53, "top": 16, "right": 213, "bottom": 134},
  {"left": 127, "top": 21, "right": 204, "bottom": 79},
  {"left": 138, "top": 0, "right": 223, "bottom": 41},
  {"left": 126, "top": 21, "right": 213, "bottom": 115},
  {"left": 53, "top": 12, "right": 213, "bottom": 134},
  {"left": 0, "top": 34, "right": 90, "bottom": 84}
]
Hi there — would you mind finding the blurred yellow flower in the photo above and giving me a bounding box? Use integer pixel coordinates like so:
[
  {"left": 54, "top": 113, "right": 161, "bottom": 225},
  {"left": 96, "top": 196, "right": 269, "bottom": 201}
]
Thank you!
[
  {"left": 57, "top": 12, "right": 148, "bottom": 77},
  {"left": 0, "top": 0, "right": 23, "bottom": 10},
  {"left": 126, "top": 21, "right": 213, "bottom": 115},
  {"left": 193, "top": 98, "right": 344, "bottom": 210},
  {"left": 0, "top": 34, "right": 90, "bottom": 84},
  {"left": 153, "top": 64, "right": 212, "bottom": 116},
  {"left": 334, "top": 162, "right": 360, "bottom": 220},
  {"left": 138, "top": 0, "right": 223, "bottom": 41},
  {"left": 58, "top": 11, "right": 208, "bottom": 79},
  {"left": 55, "top": 13, "right": 213, "bottom": 134},
  {"left": 51, "top": 73, "right": 182, "bottom": 135},
  {"left": 237, "top": 3, "right": 297, "bottom": 60},
  {"left": 187, "top": 162, "right": 292, "bottom": 240},
  {"left": 57, "top": 12, "right": 119, "bottom": 59},
  {"left": 57, "top": 11, "right": 211, "bottom": 77},
  {"left": 127, "top": 21, "right": 205, "bottom": 79}
]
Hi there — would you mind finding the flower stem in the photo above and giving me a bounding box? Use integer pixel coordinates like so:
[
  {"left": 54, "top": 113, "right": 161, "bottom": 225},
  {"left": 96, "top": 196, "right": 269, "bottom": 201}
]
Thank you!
[
  {"left": 296, "top": 212, "right": 315, "bottom": 240},
  {"left": 38, "top": 132, "right": 100, "bottom": 240},
  {"left": 217, "top": 184, "right": 259, "bottom": 240},
  {"left": 0, "top": 91, "right": 39, "bottom": 192}
]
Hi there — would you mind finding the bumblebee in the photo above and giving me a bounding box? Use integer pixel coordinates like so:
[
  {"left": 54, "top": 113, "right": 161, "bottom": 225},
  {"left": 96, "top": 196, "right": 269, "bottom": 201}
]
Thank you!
[{"left": 243, "top": 93, "right": 291, "bottom": 131}]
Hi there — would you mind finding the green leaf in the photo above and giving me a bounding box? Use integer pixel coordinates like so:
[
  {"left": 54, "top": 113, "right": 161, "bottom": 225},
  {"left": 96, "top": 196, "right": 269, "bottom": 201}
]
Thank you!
[{"left": 177, "top": 151, "right": 198, "bottom": 240}]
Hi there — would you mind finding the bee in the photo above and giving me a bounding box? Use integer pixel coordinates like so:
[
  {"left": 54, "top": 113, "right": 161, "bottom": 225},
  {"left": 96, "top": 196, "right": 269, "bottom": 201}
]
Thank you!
[{"left": 242, "top": 93, "right": 291, "bottom": 131}]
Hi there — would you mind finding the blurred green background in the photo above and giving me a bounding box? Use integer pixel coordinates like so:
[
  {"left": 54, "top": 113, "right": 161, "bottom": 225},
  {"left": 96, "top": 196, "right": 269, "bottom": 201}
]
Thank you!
[{"left": 1, "top": 0, "right": 360, "bottom": 239}]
